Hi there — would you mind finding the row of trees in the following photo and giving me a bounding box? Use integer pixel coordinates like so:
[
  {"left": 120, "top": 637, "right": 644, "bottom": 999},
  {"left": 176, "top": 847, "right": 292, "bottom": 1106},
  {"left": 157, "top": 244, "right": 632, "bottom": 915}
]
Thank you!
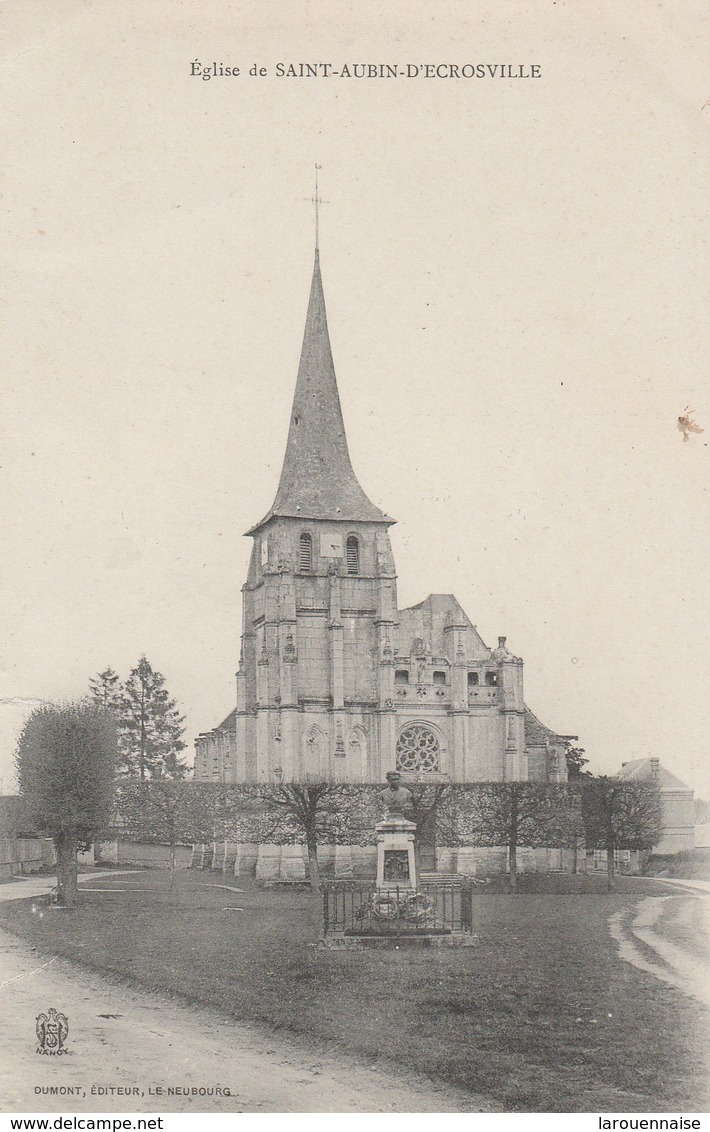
[
  {"left": 114, "top": 777, "right": 662, "bottom": 894},
  {"left": 446, "top": 778, "right": 662, "bottom": 892}
]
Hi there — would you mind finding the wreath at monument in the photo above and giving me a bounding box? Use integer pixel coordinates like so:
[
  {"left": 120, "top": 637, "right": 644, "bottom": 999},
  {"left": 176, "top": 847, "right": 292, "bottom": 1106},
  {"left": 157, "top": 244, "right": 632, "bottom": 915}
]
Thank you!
[
  {"left": 369, "top": 893, "right": 400, "bottom": 920},
  {"left": 399, "top": 891, "right": 434, "bottom": 921},
  {"left": 356, "top": 890, "right": 435, "bottom": 924}
]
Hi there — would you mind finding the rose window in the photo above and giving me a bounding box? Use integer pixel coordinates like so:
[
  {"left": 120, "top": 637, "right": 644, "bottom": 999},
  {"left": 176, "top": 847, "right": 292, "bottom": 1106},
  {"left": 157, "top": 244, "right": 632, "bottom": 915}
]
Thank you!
[{"left": 395, "top": 724, "right": 440, "bottom": 773}]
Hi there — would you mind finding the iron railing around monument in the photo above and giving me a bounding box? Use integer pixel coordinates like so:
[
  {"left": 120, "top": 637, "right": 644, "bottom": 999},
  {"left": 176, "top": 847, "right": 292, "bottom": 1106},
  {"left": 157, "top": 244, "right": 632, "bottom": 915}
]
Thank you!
[{"left": 322, "top": 880, "right": 474, "bottom": 937}]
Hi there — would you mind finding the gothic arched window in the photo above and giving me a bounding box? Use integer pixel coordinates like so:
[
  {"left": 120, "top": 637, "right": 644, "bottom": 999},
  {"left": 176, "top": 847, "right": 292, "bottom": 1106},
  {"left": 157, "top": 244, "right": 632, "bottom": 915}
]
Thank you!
[
  {"left": 396, "top": 723, "right": 440, "bottom": 773},
  {"left": 303, "top": 724, "right": 327, "bottom": 781},
  {"left": 394, "top": 670, "right": 409, "bottom": 685},
  {"left": 299, "top": 532, "right": 313, "bottom": 572},
  {"left": 348, "top": 725, "right": 367, "bottom": 763},
  {"left": 346, "top": 535, "right": 360, "bottom": 575}
]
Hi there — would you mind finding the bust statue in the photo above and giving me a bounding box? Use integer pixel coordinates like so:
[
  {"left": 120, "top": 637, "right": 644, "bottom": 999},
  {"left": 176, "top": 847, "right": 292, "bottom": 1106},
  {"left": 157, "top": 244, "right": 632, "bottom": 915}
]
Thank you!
[{"left": 379, "top": 771, "right": 414, "bottom": 817}]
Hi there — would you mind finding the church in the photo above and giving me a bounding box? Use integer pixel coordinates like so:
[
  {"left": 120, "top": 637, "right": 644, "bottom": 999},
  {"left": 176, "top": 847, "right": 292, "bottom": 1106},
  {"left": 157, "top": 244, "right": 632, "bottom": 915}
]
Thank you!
[{"left": 194, "top": 242, "right": 573, "bottom": 788}]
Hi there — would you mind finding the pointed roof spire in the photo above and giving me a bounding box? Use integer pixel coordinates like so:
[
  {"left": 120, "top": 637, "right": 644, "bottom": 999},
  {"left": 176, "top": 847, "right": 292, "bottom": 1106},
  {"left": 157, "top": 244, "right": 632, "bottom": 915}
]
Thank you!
[{"left": 248, "top": 245, "right": 393, "bottom": 533}]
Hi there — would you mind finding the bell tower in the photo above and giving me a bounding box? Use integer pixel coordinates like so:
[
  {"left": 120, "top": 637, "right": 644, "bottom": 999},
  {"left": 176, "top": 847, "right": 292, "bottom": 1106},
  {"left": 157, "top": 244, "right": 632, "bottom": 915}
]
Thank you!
[{"left": 235, "top": 246, "right": 398, "bottom": 783}]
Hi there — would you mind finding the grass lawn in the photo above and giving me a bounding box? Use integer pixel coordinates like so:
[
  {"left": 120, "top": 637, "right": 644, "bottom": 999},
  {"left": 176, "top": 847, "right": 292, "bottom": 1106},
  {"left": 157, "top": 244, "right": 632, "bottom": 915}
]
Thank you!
[{"left": 0, "top": 869, "right": 706, "bottom": 1112}]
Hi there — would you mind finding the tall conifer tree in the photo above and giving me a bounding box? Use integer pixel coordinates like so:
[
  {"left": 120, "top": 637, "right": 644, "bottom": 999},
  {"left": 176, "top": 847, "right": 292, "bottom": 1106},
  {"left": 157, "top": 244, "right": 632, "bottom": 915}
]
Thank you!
[
  {"left": 89, "top": 667, "right": 122, "bottom": 712},
  {"left": 118, "top": 656, "right": 187, "bottom": 779}
]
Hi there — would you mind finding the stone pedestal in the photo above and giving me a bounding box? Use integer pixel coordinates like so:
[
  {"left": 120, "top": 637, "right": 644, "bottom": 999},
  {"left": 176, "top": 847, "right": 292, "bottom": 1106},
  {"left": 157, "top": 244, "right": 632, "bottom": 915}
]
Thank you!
[
  {"left": 375, "top": 817, "right": 417, "bottom": 889},
  {"left": 222, "top": 842, "right": 239, "bottom": 874},
  {"left": 281, "top": 843, "right": 307, "bottom": 880},
  {"left": 334, "top": 844, "right": 354, "bottom": 880},
  {"left": 256, "top": 843, "right": 282, "bottom": 882},
  {"left": 211, "top": 841, "right": 226, "bottom": 871},
  {"left": 234, "top": 842, "right": 259, "bottom": 878}
]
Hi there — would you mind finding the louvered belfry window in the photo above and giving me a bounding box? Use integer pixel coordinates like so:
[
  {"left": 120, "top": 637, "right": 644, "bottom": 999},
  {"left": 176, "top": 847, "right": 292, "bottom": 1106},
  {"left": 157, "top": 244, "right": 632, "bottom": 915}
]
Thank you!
[
  {"left": 346, "top": 535, "right": 359, "bottom": 575},
  {"left": 299, "top": 532, "right": 313, "bottom": 572}
]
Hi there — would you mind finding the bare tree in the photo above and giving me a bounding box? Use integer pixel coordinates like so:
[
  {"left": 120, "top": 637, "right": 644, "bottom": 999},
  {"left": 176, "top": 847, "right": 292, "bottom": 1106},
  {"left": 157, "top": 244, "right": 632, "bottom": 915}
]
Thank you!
[
  {"left": 580, "top": 776, "right": 662, "bottom": 891},
  {"left": 407, "top": 784, "right": 451, "bottom": 873},
  {"left": 258, "top": 784, "right": 352, "bottom": 891},
  {"left": 115, "top": 779, "right": 223, "bottom": 892},
  {"left": 454, "top": 782, "right": 582, "bottom": 893}
]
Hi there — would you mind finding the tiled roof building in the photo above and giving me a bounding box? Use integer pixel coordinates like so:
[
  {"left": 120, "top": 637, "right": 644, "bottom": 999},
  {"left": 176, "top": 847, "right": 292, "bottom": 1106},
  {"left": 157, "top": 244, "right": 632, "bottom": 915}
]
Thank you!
[{"left": 616, "top": 758, "right": 694, "bottom": 854}]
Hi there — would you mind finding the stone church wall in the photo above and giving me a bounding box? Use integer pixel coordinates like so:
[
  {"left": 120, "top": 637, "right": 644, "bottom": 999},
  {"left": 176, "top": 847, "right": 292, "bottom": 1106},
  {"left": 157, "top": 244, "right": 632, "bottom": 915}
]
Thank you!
[
  {"left": 295, "top": 616, "right": 330, "bottom": 699},
  {"left": 464, "top": 714, "right": 506, "bottom": 779},
  {"left": 342, "top": 617, "right": 378, "bottom": 700}
]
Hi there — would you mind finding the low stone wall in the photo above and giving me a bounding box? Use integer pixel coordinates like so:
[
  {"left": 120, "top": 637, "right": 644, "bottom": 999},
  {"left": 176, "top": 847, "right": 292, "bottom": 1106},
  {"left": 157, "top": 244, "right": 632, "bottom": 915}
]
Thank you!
[
  {"left": 189, "top": 840, "right": 585, "bottom": 881},
  {"left": 436, "top": 845, "right": 586, "bottom": 876},
  {"left": 94, "top": 841, "right": 193, "bottom": 869},
  {"left": 0, "top": 834, "right": 589, "bottom": 884},
  {"left": 189, "top": 840, "right": 379, "bottom": 882},
  {"left": 585, "top": 848, "right": 641, "bottom": 875},
  {"left": 0, "top": 837, "right": 55, "bottom": 880},
  {"left": 193, "top": 842, "right": 582, "bottom": 881},
  {"left": 440, "top": 846, "right": 506, "bottom": 875}
]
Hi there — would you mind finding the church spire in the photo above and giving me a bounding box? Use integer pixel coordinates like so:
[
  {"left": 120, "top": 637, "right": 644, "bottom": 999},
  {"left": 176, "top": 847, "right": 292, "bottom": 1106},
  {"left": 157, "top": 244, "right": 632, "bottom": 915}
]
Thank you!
[{"left": 248, "top": 246, "right": 394, "bottom": 532}]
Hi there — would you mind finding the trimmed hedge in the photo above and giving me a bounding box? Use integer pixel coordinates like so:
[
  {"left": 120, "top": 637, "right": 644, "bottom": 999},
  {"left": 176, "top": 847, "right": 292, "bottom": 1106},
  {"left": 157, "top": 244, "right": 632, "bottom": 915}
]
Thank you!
[{"left": 113, "top": 781, "right": 585, "bottom": 849}]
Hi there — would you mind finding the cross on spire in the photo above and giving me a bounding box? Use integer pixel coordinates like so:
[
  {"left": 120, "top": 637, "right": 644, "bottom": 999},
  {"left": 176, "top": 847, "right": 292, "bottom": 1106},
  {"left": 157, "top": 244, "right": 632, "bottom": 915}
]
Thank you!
[{"left": 307, "top": 164, "right": 328, "bottom": 250}]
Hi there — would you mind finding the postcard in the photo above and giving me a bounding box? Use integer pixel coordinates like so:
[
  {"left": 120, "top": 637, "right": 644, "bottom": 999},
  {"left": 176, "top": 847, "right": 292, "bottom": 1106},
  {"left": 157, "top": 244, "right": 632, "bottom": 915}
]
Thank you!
[{"left": 1, "top": 0, "right": 709, "bottom": 1121}]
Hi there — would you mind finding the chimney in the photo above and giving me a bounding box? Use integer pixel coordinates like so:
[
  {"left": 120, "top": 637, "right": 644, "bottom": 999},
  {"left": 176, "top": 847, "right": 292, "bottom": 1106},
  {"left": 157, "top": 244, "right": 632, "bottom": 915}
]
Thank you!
[
  {"left": 649, "top": 757, "right": 660, "bottom": 783},
  {"left": 498, "top": 636, "right": 507, "bottom": 648}
]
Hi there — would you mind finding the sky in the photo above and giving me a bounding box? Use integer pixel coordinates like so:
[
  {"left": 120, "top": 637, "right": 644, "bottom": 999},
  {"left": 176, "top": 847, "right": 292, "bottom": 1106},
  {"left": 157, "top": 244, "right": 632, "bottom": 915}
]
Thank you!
[{"left": 1, "top": 0, "right": 709, "bottom": 798}]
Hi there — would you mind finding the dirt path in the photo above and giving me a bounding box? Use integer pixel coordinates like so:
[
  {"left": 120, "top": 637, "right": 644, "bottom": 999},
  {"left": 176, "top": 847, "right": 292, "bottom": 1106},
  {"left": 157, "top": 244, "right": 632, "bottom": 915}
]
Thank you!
[
  {"left": 0, "top": 875, "right": 494, "bottom": 1114},
  {"left": 608, "top": 889, "right": 710, "bottom": 1007}
]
